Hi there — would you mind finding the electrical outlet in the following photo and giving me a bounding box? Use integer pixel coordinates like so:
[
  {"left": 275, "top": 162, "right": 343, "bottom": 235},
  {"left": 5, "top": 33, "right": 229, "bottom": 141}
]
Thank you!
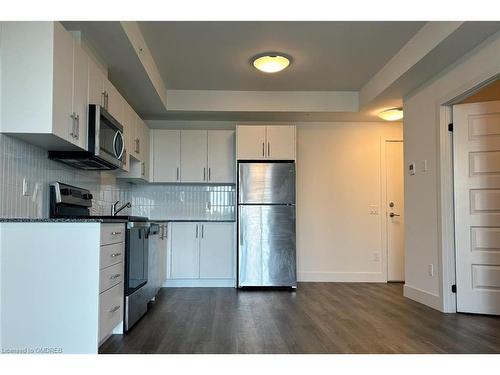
[
  {"left": 22, "top": 178, "right": 29, "bottom": 196},
  {"left": 369, "top": 205, "right": 379, "bottom": 215},
  {"left": 428, "top": 264, "right": 434, "bottom": 277},
  {"left": 373, "top": 252, "right": 380, "bottom": 262}
]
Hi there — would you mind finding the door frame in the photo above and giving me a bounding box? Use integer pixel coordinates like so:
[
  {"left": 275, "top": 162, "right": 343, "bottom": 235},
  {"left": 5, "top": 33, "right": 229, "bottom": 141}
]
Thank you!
[
  {"left": 438, "top": 73, "right": 500, "bottom": 313},
  {"left": 380, "top": 138, "right": 404, "bottom": 283}
]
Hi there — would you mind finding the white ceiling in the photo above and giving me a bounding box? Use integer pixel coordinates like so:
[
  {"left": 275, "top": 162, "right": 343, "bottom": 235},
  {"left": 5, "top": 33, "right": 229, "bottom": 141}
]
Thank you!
[{"left": 137, "top": 21, "right": 425, "bottom": 91}]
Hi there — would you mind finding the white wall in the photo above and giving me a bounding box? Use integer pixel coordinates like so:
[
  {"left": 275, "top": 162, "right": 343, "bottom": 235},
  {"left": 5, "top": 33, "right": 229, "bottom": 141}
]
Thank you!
[
  {"left": 403, "top": 31, "right": 500, "bottom": 311},
  {"left": 296, "top": 122, "right": 402, "bottom": 281}
]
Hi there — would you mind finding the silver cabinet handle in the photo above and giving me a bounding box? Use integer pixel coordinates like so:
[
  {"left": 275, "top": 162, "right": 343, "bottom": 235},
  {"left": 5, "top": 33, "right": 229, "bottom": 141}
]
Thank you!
[
  {"left": 134, "top": 139, "right": 140, "bottom": 154},
  {"left": 110, "top": 273, "right": 121, "bottom": 280},
  {"left": 176, "top": 167, "right": 180, "bottom": 181},
  {"left": 75, "top": 114, "right": 80, "bottom": 140},
  {"left": 101, "top": 91, "right": 106, "bottom": 107},
  {"left": 123, "top": 149, "right": 127, "bottom": 166},
  {"left": 111, "top": 231, "right": 122, "bottom": 235},
  {"left": 110, "top": 252, "right": 122, "bottom": 257},
  {"left": 389, "top": 213, "right": 400, "bottom": 218},
  {"left": 203, "top": 167, "right": 206, "bottom": 181},
  {"left": 208, "top": 167, "right": 211, "bottom": 181},
  {"left": 268, "top": 142, "right": 270, "bottom": 157},
  {"left": 70, "top": 112, "right": 76, "bottom": 138},
  {"left": 201, "top": 224, "right": 204, "bottom": 239},
  {"left": 195, "top": 224, "right": 198, "bottom": 238},
  {"left": 141, "top": 162, "right": 145, "bottom": 176},
  {"left": 109, "top": 305, "right": 120, "bottom": 313},
  {"left": 262, "top": 142, "right": 265, "bottom": 157}
]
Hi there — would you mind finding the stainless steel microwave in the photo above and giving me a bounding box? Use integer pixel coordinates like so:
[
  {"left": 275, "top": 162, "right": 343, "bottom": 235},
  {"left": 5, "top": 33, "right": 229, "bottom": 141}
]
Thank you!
[{"left": 49, "top": 105, "right": 124, "bottom": 170}]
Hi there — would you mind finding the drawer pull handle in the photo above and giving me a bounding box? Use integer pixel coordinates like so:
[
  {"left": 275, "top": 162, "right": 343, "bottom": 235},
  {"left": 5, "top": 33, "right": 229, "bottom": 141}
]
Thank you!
[
  {"left": 111, "top": 231, "right": 122, "bottom": 235},
  {"left": 110, "top": 273, "right": 121, "bottom": 280},
  {"left": 109, "top": 305, "right": 120, "bottom": 313},
  {"left": 110, "top": 252, "right": 122, "bottom": 258}
]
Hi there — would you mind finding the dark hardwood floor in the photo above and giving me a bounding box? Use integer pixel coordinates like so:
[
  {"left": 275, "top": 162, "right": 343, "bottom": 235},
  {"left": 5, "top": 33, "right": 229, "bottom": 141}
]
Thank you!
[{"left": 100, "top": 283, "right": 500, "bottom": 354}]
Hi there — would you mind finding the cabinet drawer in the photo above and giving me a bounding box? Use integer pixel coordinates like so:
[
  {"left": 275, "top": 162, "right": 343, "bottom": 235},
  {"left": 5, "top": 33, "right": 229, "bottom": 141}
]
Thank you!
[
  {"left": 99, "top": 282, "right": 123, "bottom": 343},
  {"left": 100, "top": 262, "right": 123, "bottom": 293},
  {"left": 100, "top": 242, "right": 124, "bottom": 270},
  {"left": 101, "top": 223, "right": 125, "bottom": 246}
]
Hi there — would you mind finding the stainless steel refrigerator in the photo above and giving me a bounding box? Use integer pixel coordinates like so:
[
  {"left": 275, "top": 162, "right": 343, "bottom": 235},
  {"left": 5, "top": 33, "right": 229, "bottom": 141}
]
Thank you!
[{"left": 237, "top": 162, "right": 297, "bottom": 288}]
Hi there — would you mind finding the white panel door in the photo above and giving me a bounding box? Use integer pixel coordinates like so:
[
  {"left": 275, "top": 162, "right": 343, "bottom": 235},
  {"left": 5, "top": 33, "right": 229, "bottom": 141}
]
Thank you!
[
  {"left": 265, "top": 126, "right": 296, "bottom": 160},
  {"left": 181, "top": 130, "right": 208, "bottom": 183},
  {"left": 208, "top": 130, "right": 235, "bottom": 183},
  {"left": 236, "top": 126, "right": 266, "bottom": 159},
  {"left": 199, "top": 223, "right": 234, "bottom": 279},
  {"left": 386, "top": 141, "right": 405, "bottom": 281},
  {"left": 170, "top": 222, "right": 200, "bottom": 279},
  {"left": 87, "top": 56, "right": 105, "bottom": 107},
  {"left": 72, "top": 42, "right": 88, "bottom": 150},
  {"left": 52, "top": 22, "right": 75, "bottom": 143},
  {"left": 152, "top": 130, "right": 181, "bottom": 182},
  {"left": 454, "top": 100, "right": 500, "bottom": 315}
]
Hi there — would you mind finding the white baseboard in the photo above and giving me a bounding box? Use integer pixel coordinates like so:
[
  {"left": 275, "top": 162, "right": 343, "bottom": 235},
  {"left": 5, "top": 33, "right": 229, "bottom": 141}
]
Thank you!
[
  {"left": 298, "top": 271, "right": 385, "bottom": 282},
  {"left": 163, "top": 279, "right": 236, "bottom": 288},
  {"left": 403, "top": 284, "right": 442, "bottom": 311}
]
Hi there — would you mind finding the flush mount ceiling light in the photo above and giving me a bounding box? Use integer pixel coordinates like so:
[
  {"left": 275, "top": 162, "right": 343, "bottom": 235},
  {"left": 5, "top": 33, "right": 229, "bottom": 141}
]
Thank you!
[
  {"left": 378, "top": 108, "right": 404, "bottom": 121},
  {"left": 252, "top": 54, "right": 290, "bottom": 73}
]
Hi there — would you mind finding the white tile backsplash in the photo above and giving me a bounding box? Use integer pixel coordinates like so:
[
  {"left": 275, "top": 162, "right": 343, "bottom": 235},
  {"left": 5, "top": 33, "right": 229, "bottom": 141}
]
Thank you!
[{"left": 0, "top": 134, "right": 235, "bottom": 220}]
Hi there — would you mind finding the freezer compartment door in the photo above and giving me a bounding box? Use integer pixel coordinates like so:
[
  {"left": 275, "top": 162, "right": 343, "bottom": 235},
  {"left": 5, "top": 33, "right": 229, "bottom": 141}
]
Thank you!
[
  {"left": 238, "top": 162, "right": 295, "bottom": 204},
  {"left": 238, "top": 205, "right": 296, "bottom": 287}
]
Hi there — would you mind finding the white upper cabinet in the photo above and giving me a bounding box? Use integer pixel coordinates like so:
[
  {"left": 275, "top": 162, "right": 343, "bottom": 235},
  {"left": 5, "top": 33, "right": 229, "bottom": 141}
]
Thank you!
[
  {"left": 236, "top": 125, "right": 296, "bottom": 160},
  {"left": 181, "top": 130, "right": 208, "bottom": 183},
  {"left": 265, "top": 126, "right": 296, "bottom": 160},
  {"left": 72, "top": 43, "right": 89, "bottom": 150},
  {"left": 207, "top": 130, "right": 235, "bottom": 183},
  {"left": 103, "top": 79, "right": 123, "bottom": 125},
  {"left": 87, "top": 56, "right": 105, "bottom": 107},
  {"left": 0, "top": 22, "right": 89, "bottom": 150},
  {"left": 152, "top": 130, "right": 181, "bottom": 183},
  {"left": 236, "top": 126, "right": 266, "bottom": 159}
]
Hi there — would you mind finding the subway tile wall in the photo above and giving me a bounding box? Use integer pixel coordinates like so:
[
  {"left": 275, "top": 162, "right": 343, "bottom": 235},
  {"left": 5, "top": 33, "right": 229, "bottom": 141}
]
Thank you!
[{"left": 0, "top": 134, "right": 235, "bottom": 220}]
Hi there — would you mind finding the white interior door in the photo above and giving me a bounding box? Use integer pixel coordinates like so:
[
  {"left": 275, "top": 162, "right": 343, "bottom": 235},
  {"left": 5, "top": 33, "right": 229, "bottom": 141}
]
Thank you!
[
  {"left": 386, "top": 141, "right": 405, "bottom": 282},
  {"left": 181, "top": 130, "right": 208, "bottom": 183},
  {"left": 454, "top": 100, "right": 500, "bottom": 315}
]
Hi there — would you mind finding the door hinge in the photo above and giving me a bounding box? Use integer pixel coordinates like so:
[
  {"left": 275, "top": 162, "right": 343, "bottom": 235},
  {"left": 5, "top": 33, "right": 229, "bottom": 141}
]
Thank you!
[
  {"left": 448, "top": 123, "right": 453, "bottom": 132},
  {"left": 451, "top": 284, "right": 457, "bottom": 293}
]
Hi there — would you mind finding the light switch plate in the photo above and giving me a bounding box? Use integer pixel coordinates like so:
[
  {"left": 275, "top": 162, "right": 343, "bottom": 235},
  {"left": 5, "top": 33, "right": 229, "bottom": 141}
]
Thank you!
[{"left": 409, "top": 162, "right": 416, "bottom": 176}]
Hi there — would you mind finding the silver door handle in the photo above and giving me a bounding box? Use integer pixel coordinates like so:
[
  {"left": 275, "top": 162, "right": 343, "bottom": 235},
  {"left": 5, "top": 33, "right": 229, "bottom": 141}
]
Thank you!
[
  {"left": 203, "top": 167, "right": 206, "bottom": 181},
  {"left": 201, "top": 224, "right": 204, "bottom": 239},
  {"left": 195, "top": 224, "right": 198, "bottom": 238},
  {"left": 262, "top": 142, "right": 265, "bottom": 157},
  {"left": 176, "top": 167, "right": 180, "bottom": 181},
  {"left": 389, "top": 213, "right": 400, "bottom": 218},
  {"left": 208, "top": 167, "right": 211, "bottom": 181},
  {"left": 268, "top": 142, "right": 270, "bottom": 157}
]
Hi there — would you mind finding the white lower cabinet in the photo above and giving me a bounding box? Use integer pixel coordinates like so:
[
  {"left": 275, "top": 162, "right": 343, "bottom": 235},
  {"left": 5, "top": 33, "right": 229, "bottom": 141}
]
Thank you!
[
  {"left": 98, "top": 223, "right": 125, "bottom": 345},
  {"left": 168, "top": 222, "right": 235, "bottom": 286}
]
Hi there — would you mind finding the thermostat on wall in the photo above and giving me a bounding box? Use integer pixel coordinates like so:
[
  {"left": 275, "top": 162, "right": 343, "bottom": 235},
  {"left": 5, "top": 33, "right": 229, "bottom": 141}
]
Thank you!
[{"left": 409, "top": 162, "right": 416, "bottom": 176}]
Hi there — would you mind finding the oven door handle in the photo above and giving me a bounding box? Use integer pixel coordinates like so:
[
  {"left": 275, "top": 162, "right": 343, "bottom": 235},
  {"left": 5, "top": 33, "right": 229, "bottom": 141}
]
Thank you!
[{"left": 113, "top": 130, "right": 125, "bottom": 160}]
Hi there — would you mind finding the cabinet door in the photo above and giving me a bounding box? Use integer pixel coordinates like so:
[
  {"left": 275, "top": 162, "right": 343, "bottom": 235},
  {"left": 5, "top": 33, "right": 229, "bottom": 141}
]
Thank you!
[
  {"left": 170, "top": 223, "right": 200, "bottom": 279},
  {"left": 141, "top": 121, "right": 150, "bottom": 181},
  {"left": 87, "top": 56, "right": 105, "bottom": 107},
  {"left": 200, "top": 223, "right": 234, "bottom": 279},
  {"left": 104, "top": 79, "right": 123, "bottom": 124},
  {"left": 52, "top": 22, "right": 75, "bottom": 144},
  {"left": 181, "top": 130, "right": 208, "bottom": 183},
  {"left": 72, "top": 42, "right": 88, "bottom": 150},
  {"left": 208, "top": 130, "right": 235, "bottom": 183},
  {"left": 265, "top": 126, "right": 296, "bottom": 160},
  {"left": 236, "top": 126, "right": 266, "bottom": 159},
  {"left": 152, "top": 130, "right": 181, "bottom": 182}
]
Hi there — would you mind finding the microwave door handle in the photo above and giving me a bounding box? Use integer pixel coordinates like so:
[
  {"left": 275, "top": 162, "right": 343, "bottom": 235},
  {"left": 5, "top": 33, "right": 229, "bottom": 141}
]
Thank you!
[{"left": 113, "top": 130, "right": 124, "bottom": 159}]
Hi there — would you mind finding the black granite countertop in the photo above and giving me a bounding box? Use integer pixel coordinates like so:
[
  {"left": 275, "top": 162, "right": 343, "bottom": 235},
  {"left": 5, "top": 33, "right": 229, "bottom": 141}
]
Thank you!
[{"left": 0, "top": 218, "right": 104, "bottom": 223}]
